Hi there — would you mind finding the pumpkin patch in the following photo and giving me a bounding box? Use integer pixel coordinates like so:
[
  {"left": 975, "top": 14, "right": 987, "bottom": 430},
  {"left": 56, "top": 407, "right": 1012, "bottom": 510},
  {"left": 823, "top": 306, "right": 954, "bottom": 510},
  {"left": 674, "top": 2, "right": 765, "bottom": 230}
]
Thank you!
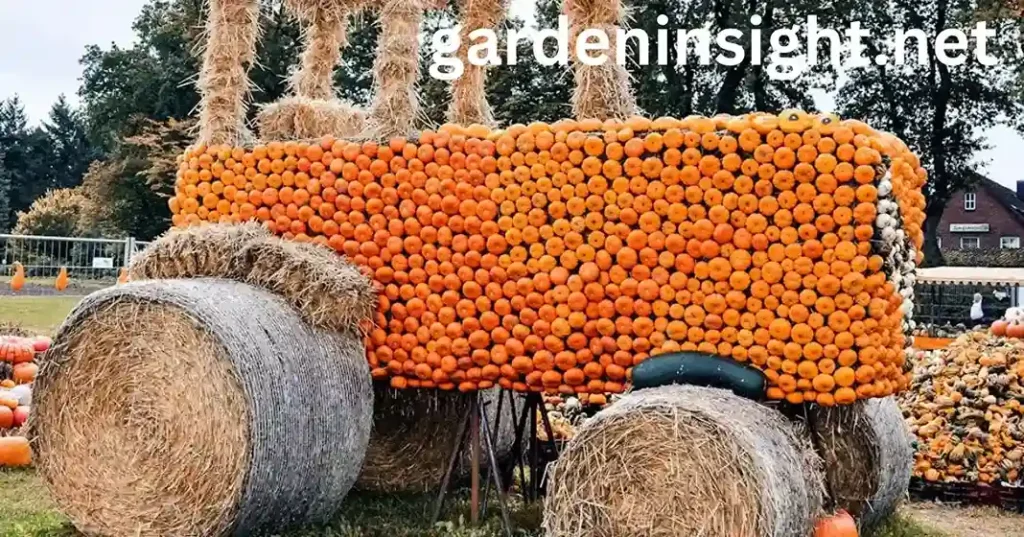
[
  {"left": 0, "top": 332, "right": 44, "bottom": 467},
  {"left": 171, "top": 110, "right": 926, "bottom": 403}
]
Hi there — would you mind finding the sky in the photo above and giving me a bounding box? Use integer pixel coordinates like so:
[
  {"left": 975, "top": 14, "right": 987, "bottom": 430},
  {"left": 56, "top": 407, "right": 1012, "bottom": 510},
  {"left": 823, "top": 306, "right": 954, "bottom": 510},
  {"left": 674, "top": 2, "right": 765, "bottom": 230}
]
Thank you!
[{"left": 1, "top": 0, "right": 1020, "bottom": 192}]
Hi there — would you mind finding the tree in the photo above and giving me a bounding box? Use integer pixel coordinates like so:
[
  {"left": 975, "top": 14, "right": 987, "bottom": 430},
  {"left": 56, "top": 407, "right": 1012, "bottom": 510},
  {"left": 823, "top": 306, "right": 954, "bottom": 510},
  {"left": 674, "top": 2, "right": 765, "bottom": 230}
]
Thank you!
[
  {"left": 837, "top": 0, "right": 1024, "bottom": 265},
  {"left": 12, "top": 189, "right": 94, "bottom": 237},
  {"left": 0, "top": 97, "right": 52, "bottom": 231},
  {"left": 44, "top": 95, "right": 100, "bottom": 190}
]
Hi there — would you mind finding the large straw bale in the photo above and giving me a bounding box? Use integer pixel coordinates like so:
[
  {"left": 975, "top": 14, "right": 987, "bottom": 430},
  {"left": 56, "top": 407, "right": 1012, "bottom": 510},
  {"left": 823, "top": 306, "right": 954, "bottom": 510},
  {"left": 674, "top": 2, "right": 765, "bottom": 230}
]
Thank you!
[
  {"left": 810, "top": 396, "right": 913, "bottom": 531},
  {"left": 31, "top": 279, "right": 373, "bottom": 536},
  {"left": 544, "top": 385, "right": 824, "bottom": 537},
  {"left": 565, "top": 0, "right": 638, "bottom": 120},
  {"left": 446, "top": 0, "right": 509, "bottom": 126},
  {"left": 365, "top": 0, "right": 427, "bottom": 139},
  {"left": 256, "top": 96, "right": 366, "bottom": 140},
  {"left": 356, "top": 385, "right": 520, "bottom": 492},
  {"left": 127, "top": 221, "right": 270, "bottom": 281},
  {"left": 197, "top": 0, "right": 263, "bottom": 146}
]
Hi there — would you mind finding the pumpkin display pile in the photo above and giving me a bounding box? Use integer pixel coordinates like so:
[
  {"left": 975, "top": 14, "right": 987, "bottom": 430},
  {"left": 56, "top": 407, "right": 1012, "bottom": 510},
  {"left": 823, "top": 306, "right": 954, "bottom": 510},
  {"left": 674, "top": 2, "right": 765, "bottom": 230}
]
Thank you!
[
  {"left": 900, "top": 331, "right": 1024, "bottom": 485},
  {"left": 171, "top": 111, "right": 926, "bottom": 403},
  {"left": 0, "top": 333, "right": 48, "bottom": 467},
  {"left": 991, "top": 307, "right": 1024, "bottom": 339}
]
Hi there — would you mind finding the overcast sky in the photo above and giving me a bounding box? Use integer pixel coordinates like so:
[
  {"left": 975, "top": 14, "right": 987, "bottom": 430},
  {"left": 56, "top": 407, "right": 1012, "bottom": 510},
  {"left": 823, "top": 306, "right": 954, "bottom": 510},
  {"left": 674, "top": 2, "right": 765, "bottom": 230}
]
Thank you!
[{"left": 1, "top": 0, "right": 1020, "bottom": 192}]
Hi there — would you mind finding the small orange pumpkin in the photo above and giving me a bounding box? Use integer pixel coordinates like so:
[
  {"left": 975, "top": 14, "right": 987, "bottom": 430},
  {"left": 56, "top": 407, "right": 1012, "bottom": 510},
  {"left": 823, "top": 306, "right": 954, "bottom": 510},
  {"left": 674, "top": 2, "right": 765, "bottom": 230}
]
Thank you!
[
  {"left": 1007, "top": 323, "right": 1024, "bottom": 339},
  {"left": 0, "top": 407, "right": 12, "bottom": 428},
  {"left": 991, "top": 320, "right": 1009, "bottom": 337},
  {"left": 12, "top": 363, "right": 38, "bottom": 384},
  {"left": 815, "top": 510, "right": 858, "bottom": 537},
  {"left": 0, "top": 437, "right": 31, "bottom": 467}
]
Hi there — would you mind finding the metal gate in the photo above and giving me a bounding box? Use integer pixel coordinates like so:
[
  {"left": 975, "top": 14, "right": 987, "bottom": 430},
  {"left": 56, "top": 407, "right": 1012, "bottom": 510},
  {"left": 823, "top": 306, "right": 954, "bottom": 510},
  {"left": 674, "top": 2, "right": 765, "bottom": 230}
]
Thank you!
[{"left": 1, "top": 234, "right": 150, "bottom": 296}]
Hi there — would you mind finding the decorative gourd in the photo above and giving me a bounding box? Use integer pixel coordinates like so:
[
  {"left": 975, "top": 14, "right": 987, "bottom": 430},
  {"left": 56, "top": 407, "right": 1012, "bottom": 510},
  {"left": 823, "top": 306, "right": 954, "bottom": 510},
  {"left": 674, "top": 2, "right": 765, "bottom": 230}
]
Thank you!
[
  {"left": 814, "top": 510, "right": 859, "bottom": 537},
  {"left": 991, "top": 320, "right": 1009, "bottom": 337},
  {"left": 118, "top": 267, "right": 130, "bottom": 285},
  {"left": 0, "top": 406, "right": 12, "bottom": 429},
  {"left": 0, "top": 437, "right": 32, "bottom": 467},
  {"left": 55, "top": 267, "right": 69, "bottom": 291},
  {"left": 10, "top": 263, "right": 25, "bottom": 293},
  {"left": 1007, "top": 323, "right": 1024, "bottom": 339},
  {"left": 12, "top": 406, "right": 29, "bottom": 427},
  {"left": 0, "top": 393, "right": 18, "bottom": 410}
]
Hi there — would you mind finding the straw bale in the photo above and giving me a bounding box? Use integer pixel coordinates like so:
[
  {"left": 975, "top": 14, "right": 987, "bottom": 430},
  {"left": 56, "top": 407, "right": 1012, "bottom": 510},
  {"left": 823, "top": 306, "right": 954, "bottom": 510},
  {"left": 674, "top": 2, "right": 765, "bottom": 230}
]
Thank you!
[
  {"left": 31, "top": 279, "right": 373, "bottom": 536},
  {"left": 810, "top": 396, "right": 914, "bottom": 532},
  {"left": 127, "top": 221, "right": 270, "bottom": 281},
  {"left": 256, "top": 97, "right": 366, "bottom": 141},
  {"left": 565, "top": 0, "right": 638, "bottom": 120},
  {"left": 240, "top": 235, "right": 378, "bottom": 334},
  {"left": 283, "top": 0, "right": 371, "bottom": 100},
  {"left": 197, "top": 0, "right": 263, "bottom": 146},
  {"left": 365, "top": 0, "right": 428, "bottom": 139},
  {"left": 356, "top": 385, "right": 520, "bottom": 492},
  {"left": 543, "top": 385, "right": 824, "bottom": 537},
  {"left": 445, "top": 0, "right": 509, "bottom": 126}
]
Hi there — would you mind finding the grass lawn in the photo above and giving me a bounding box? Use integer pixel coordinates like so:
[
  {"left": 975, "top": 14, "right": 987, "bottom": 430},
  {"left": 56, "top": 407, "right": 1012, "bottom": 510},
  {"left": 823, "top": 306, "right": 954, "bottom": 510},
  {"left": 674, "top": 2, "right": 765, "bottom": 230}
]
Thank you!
[{"left": 0, "top": 296, "right": 80, "bottom": 335}]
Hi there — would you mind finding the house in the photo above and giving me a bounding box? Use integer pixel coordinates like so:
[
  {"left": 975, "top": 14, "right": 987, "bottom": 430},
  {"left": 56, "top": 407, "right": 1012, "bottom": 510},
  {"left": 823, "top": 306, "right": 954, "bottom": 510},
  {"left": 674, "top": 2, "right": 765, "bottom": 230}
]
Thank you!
[{"left": 938, "top": 177, "right": 1024, "bottom": 251}]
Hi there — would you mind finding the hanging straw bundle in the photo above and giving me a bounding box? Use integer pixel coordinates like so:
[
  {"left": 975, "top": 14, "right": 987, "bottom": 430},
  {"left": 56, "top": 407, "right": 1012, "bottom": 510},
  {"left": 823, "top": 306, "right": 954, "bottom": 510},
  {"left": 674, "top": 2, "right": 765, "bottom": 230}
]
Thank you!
[
  {"left": 446, "top": 0, "right": 509, "bottom": 126},
  {"left": 564, "top": 0, "right": 638, "bottom": 120},
  {"left": 32, "top": 280, "right": 373, "bottom": 536},
  {"left": 365, "top": 0, "right": 428, "bottom": 139},
  {"left": 544, "top": 385, "right": 824, "bottom": 537},
  {"left": 257, "top": 0, "right": 368, "bottom": 140},
  {"left": 810, "top": 397, "right": 914, "bottom": 532},
  {"left": 197, "top": 0, "right": 263, "bottom": 146}
]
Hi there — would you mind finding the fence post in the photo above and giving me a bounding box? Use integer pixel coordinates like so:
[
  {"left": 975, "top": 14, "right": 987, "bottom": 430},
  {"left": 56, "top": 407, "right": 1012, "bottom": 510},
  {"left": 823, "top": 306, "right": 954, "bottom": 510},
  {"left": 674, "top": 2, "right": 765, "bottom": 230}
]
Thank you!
[{"left": 124, "top": 237, "right": 135, "bottom": 268}]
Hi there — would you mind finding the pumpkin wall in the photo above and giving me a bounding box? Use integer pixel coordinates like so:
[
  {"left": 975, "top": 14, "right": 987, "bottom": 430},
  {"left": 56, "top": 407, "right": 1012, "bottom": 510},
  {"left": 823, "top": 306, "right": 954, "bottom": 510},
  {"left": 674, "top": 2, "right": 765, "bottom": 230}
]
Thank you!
[{"left": 170, "top": 111, "right": 927, "bottom": 404}]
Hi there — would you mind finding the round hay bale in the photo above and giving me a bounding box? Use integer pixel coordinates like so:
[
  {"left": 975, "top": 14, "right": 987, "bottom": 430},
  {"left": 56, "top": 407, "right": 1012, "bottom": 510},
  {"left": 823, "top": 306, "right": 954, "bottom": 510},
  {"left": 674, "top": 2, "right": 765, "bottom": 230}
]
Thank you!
[
  {"left": 31, "top": 279, "right": 373, "bottom": 537},
  {"left": 128, "top": 222, "right": 270, "bottom": 281},
  {"left": 809, "top": 396, "right": 913, "bottom": 531},
  {"left": 356, "top": 385, "right": 520, "bottom": 492},
  {"left": 256, "top": 97, "right": 366, "bottom": 141},
  {"left": 543, "top": 385, "right": 823, "bottom": 537}
]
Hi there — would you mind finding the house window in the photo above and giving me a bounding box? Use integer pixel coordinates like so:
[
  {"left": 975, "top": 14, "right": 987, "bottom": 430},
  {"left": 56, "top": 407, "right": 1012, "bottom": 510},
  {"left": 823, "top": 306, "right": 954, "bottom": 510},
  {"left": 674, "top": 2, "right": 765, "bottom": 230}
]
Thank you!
[
  {"left": 964, "top": 191, "right": 976, "bottom": 211},
  {"left": 961, "top": 236, "right": 980, "bottom": 249},
  {"left": 1001, "top": 236, "right": 1021, "bottom": 249}
]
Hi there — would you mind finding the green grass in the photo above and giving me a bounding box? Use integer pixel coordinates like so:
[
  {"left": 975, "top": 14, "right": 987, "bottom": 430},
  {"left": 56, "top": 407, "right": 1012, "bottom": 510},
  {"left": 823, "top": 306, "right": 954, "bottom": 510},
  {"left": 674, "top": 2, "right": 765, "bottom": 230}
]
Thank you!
[
  {"left": 0, "top": 296, "right": 80, "bottom": 335},
  {"left": 868, "top": 513, "right": 948, "bottom": 537}
]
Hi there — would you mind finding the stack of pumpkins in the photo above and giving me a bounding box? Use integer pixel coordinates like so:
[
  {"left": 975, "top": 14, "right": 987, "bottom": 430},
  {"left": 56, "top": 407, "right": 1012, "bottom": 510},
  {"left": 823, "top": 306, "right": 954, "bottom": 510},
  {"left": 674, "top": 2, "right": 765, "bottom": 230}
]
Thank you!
[
  {"left": 0, "top": 334, "right": 48, "bottom": 467},
  {"left": 991, "top": 307, "right": 1024, "bottom": 339}
]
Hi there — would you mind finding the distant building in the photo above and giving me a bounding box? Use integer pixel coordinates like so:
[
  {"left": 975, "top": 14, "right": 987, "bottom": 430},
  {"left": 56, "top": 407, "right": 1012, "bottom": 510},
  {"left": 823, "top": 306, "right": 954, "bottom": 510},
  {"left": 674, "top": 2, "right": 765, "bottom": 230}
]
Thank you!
[{"left": 938, "top": 177, "right": 1024, "bottom": 252}]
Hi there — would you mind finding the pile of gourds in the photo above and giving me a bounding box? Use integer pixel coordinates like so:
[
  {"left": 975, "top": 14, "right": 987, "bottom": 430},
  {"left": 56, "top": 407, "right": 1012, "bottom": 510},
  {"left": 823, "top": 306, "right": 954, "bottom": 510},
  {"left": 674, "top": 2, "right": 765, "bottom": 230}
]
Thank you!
[
  {"left": 991, "top": 307, "right": 1024, "bottom": 339},
  {"left": 0, "top": 334, "right": 47, "bottom": 467},
  {"left": 900, "top": 331, "right": 1024, "bottom": 485}
]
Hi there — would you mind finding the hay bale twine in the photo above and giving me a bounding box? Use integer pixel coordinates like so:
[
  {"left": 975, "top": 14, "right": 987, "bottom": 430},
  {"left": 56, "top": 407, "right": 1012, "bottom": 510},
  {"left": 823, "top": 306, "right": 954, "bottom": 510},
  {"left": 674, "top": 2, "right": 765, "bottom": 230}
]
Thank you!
[
  {"left": 31, "top": 279, "right": 373, "bottom": 537},
  {"left": 356, "top": 385, "right": 520, "bottom": 493},
  {"left": 809, "top": 396, "right": 913, "bottom": 531},
  {"left": 544, "top": 385, "right": 823, "bottom": 537},
  {"left": 128, "top": 222, "right": 270, "bottom": 281}
]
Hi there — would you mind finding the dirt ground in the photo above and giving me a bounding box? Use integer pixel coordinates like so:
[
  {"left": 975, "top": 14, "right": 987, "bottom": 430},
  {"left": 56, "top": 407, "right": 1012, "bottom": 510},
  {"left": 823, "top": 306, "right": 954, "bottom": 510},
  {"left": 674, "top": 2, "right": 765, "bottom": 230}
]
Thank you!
[{"left": 906, "top": 502, "right": 1024, "bottom": 537}]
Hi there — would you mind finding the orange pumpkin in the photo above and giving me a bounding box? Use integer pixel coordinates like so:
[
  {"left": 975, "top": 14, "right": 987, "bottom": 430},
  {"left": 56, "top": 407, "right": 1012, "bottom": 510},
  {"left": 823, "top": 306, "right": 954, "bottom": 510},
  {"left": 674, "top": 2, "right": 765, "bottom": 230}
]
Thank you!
[
  {"left": 55, "top": 267, "right": 69, "bottom": 292},
  {"left": 815, "top": 510, "right": 858, "bottom": 537},
  {"left": 10, "top": 263, "right": 25, "bottom": 293},
  {"left": 12, "top": 363, "right": 38, "bottom": 384},
  {"left": 0, "top": 380, "right": 14, "bottom": 389},
  {"left": 1007, "top": 323, "right": 1024, "bottom": 339},
  {"left": 992, "top": 320, "right": 1009, "bottom": 337},
  {"left": 0, "top": 437, "right": 31, "bottom": 467},
  {"left": 0, "top": 407, "right": 12, "bottom": 428}
]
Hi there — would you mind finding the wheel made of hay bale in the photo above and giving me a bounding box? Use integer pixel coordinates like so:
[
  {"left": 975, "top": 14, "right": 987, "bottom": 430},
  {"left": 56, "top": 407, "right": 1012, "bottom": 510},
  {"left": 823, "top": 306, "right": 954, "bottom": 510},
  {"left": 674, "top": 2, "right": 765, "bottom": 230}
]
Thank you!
[
  {"left": 31, "top": 279, "right": 373, "bottom": 537},
  {"left": 356, "top": 384, "right": 521, "bottom": 493},
  {"left": 543, "top": 385, "right": 824, "bottom": 537},
  {"left": 809, "top": 396, "right": 913, "bottom": 532}
]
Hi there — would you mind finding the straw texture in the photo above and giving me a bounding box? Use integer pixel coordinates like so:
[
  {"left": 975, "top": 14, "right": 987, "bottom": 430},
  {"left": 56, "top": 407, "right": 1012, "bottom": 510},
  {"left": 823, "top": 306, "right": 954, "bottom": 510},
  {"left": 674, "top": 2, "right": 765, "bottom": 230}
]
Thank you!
[
  {"left": 810, "top": 397, "right": 914, "bottom": 531},
  {"left": 446, "top": 0, "right": 509, "bottom": 126},
  {"left": 284, "top": 0, "right": 367, "bottom": 100},
  {"left": 256, "top": 96, "right": 366, "bottom": 140},
  {"left": 128, "top": 224, "right": 377, "bottom": 334},
  {"left": 365, "top": 0, "right": 428, "bottom": 139},
  {"left": 31, "top": 279, "right": 373, "bottom": 536},
  {"left": 356, "top": 385, "right": 520, "bottom": 492},
  {"left": 543, "top": 385, "right": 823, "bottom": 537},
  {"left": 565, "top": 0, "right": 638, "bottom": 120},
  {"left": 197, "top": 0, "right": 262, "bottom": 146}
]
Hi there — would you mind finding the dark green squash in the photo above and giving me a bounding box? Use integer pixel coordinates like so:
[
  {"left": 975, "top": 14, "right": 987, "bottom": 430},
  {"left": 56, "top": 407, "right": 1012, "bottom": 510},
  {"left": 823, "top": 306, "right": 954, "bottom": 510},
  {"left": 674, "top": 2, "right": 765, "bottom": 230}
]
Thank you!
[{"left": 631, "top": 352, "right": 767, "bottom": 401}]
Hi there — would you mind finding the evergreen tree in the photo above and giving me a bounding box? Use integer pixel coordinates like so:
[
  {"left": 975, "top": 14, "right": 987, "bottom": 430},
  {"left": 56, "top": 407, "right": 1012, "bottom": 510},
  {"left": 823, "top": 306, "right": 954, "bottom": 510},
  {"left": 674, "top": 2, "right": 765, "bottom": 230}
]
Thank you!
[{"left": 44, "top": 95, "right": 99, "bottom": 190}]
